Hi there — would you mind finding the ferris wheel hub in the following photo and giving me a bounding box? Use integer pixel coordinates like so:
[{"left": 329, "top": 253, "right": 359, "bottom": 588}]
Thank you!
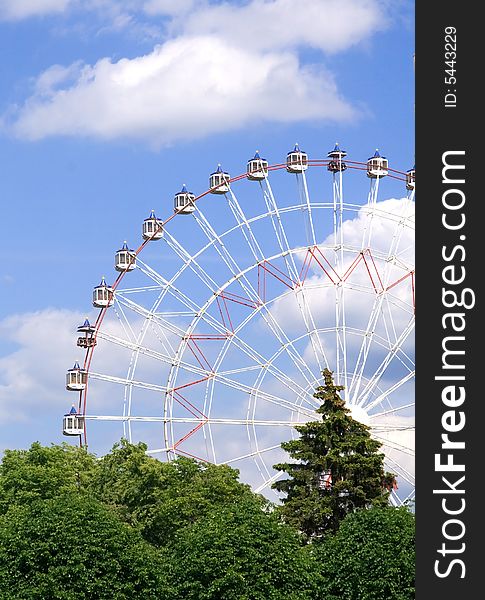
[{"left": 346, "top": 403, "right": 370, "bottom": 426}]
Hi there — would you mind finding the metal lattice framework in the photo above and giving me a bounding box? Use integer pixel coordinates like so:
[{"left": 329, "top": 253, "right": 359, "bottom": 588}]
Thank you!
[{"left": 69, "top": 150, "right": 415, "bottom": 505}]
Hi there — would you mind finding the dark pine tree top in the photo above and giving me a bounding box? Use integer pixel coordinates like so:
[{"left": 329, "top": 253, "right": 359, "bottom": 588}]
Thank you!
[{"left": 273, "top": 369, "right": 396, "bottom": 539}]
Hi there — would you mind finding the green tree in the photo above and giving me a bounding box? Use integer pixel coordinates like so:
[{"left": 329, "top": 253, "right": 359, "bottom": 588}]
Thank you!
[
  {"left": 166, "top": 499, "right": 322, "bottom": 600},
  {"left": 90, "top": 439, "right": 262, "bottom": 546},
  {"left": 314, "top": 506, "right": 415, "bottom": 600},
  {"left": 0, "top": 494, "right": 170, "bottom": 600},
  {"left": 0, "top": 441, "right": 98, "bottom": 513},
  {"left": 273, "top": 369, "right": 395, "bottom": 538}
]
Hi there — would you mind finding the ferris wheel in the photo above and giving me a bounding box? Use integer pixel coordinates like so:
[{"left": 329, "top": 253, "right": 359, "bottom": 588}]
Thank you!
[{"left": 63, "top": 143, "right": 415, "bottom": 506}]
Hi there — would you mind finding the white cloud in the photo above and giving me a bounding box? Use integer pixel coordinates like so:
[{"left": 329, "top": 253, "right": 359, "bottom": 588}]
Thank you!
[
  {"left": 10, "top": 35, "right": 356, "bottom": 144},
  {"left": 3, "top": 0, "right": 395, "bottom": 143},
  {"left": 34, "top": 62, "right": 84, "bottom": 95},
  {"left": 0, "top": 308, "right": 84, "bottom": 423},
  {"left": 270, "top": 198, "right": 415, "bottom": 332},
  {"left": 255, "top": 197, "right": 415, "bottom": 492},
  {"left": 0, "top": 307, "right": 175, "bottom": 423},
  {"left": 0, "top": 307, "right": 171, "bottom": 454},
  {"left": 0, "top": 0, "right": 72, "bottom": 20},
  {"left": 143, "top": 0, "right": 199, "bottom": 16},
  {"left": 180, "top": 0, "right": 390, "bottom": 54}
]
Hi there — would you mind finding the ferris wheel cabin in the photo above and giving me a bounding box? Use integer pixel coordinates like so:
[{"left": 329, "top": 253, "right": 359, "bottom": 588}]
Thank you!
[
  {"left": 142, "top": 210, "right": 164, "bottom": 241},
  {"left": 327, "top": 143, "right": 347, "bottom": 172},
  {"left": 286, "top": 143, "right": 308, "bottom": 173},
  {"left": 367, "top": 150, "right": 388, "bottom": 178},
  {"left": 247, "top": 151, "right": 269, "bottom": 181},
  {"left": 317, "top": 470, "right": 333, "bottom": 490},
  {"left": 406, "top": 166, "right": 415, "bottom": 190},
  {"left": 209, "top": 165, "right": 230, "bottom": 194},
  {"left": 66, "top": 361, "right": 87, "bottom": 391},
  {"left": 115, "top": 241, "right": 136, "bottom": 272},
  {"left": 62, "top": 406, "right": 84, "bottom": 436},
  {"left": 174, "top": 184, "right": 196, "bottom": 214},
  {"left": 92, "top": 276, "right": 114, "bottom": 308},
  {"left": 77, "top": 319, "right": 96, "bottom": 349}
]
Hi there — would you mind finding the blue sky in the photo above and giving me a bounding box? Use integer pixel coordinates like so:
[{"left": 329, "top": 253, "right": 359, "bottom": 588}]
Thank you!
[{"left": 0, "top": 0, "right": 414, "bottom": 497}]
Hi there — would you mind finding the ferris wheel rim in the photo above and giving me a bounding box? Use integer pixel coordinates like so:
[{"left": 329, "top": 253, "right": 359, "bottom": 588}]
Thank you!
[{"left": 74, "top": 153, "right": 415, "bottom": 505}]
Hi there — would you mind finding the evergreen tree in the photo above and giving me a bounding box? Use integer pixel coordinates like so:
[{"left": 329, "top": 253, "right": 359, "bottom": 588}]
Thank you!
[{"left": 273, "top": 369, "right": 396, "bottom": 539}]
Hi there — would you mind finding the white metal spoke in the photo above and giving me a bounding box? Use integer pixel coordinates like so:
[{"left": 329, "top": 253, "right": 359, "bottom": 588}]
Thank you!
[
  {"left": 221, "top": 444, "right": 282, "bottom": 466},
  {"left": 211, "top": 375, "right": 317, "bottom": 420},
  {"left": 254, "top": 471, "right": 284, "bottom": 494},
  {"left": 96, "top": 322, "right": 317, "bottom": 420},
  {"left": 133, "top": 260, "right": 319, "bottom": 406},
  {"left": 112, "top": 300, "right": 137, "bottom": 343},
  {"left": 162, "top": 228, "right": 221, "bottom": 294},
  {"left": 384, "top": 454, "right": 415, "bottom": 486},
  {"left": 260, "top": 179, "right": 300, "bottom": 282},
  {"left": 348, "top": 285, "right": 413, "bottom": 404},
  {"left": 296, "top": 171, "right": 317, "bottom": 247},
  {"left": 356, "top": 318, "right": 414, "bottom": 407},
  {"left": 361, "top": 178, "right": 380, "bottom": 249},
  {"left": 332, "top": 168, "right": 350, "bottom": 393},
  {"left": 224, "top": 185, "right": 327, "bottom": 386},
  {"left": 372, "top": 424, "right": 414, "bottom": 432},
  {"left": 80, "top": 156, "right": 414, "bottom": 507},
  {"left": 363, "top": 371, "right": 415, "bottom": 413},
  {"left": 88, "top": 372, "right": 167, "bottom": 393},
  {"left": 86, "top": 416, "right": 305, "bottom": 426},
  {"left": 226, "top": 187, "right": 266, "bottom": 264},
  {"left": 369, "top": 402, "right": 415, "bottom": 419},
  {"left": 349, "top": 195, "right": 414, "bottom": 401},
  {"left": 262, "top": 178, "right": 328, "bottom": 373},
  {"left": 220, "top": 186, "right": 326, "bottom": 401},
  {"left": 191, "top": 207, "right": 320, "bottom": 387},
  {"left": 373, "top": 434, "right": 415, "bottom": 457}
]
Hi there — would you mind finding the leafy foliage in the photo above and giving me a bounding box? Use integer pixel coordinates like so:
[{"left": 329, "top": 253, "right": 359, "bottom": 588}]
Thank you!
[
  {"left": 314, "top": 506, "right": 415, "bottom": 600},
  {"left": 166, "top": 499, "right": 322, "bottom": 600},
  {"left": 90, "top": 439, "right": 261, "bottom": 546},
  {"left": 0, "top": 437, "right": 413, "bottom": 599},
  {"left": 273, "top": 369, "right": 395, "bottom": 537},
  {"left": 0, "top": 442, "right": 97, "bottom": 514},
  {"left": 0, "top": 494, "right": 169, "bottom": 600}
]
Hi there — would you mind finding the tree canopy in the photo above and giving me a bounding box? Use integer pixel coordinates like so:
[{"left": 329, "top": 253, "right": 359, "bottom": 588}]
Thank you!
[
  {"left": 0, "top": 441, "right": 97, "bottom": 513},
  {"left": 0, "top": 436, "right": 413, "bottom": 599},
  {"left": 315, "top": 506, "right": 415, "bottom": 600},
  {"left": 0, "top": 494, "right": 168, "bottom": 600},
  {"left": 273, "top": 369, "right": 396, "bottom": 537},
  {"left": 165, "top": 499, "right": 322, "bottom": 600},
  {"left": 90, "top": 439, "right": 262, "bottom": 546}
]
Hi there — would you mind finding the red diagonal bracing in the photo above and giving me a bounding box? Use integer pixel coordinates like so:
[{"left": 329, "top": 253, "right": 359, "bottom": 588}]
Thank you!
[
  {"left": 364, "top": 249, "right": 385, "bottom": 292},
  {"left": 216, "top": 295, "right": 231, "bottom": 332},
  {"left": 342, "top": 249, "right": 384, "bottom": 293},
  {"left": 218, "top": 290, "right": 261, "bottom": 310},
  {"left": 187, "top": 334, "right": 229, "bottom": 340},
  {"left": 299, "top": 246, "right": 341, "bottom": 284},
  {"left": 169, "top": 379, "right": 209, "bottom": 458},
  {"left": 171, "top": 388, "right": 207, "bottom": 420},
  {"left": 173, "top": 421, "right": 206, "bottom": 450},
  {"left": 184, "top": 337, "right": 215, "bottom": 372},
  {"left": 213, "top": 290, "right": 261, "bottom": 335},
  {"left": 258, "top": 260, "right": 297, "bottom": 303},
  {"left": 171, "top": 375, "right": 212, "bottom": 393},
  {"left": 342, "top": 250, "right": 415, "bottom": 310},
  {"left": 385, "top": 270, "right": 416, "bottom": 313},
  {"left": 170, "top": 446, "right": 209, "bottom": 463}
]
